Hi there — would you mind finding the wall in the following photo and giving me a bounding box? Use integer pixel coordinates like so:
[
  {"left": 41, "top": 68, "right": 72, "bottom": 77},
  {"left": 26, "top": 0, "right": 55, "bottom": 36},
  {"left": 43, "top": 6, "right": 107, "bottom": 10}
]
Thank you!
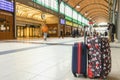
[
  {"left": 0, "top": 11, "right": 14, "bottom": 40},
  {"left": 47, "top": 24, "right": 58, "bottom": 37}
]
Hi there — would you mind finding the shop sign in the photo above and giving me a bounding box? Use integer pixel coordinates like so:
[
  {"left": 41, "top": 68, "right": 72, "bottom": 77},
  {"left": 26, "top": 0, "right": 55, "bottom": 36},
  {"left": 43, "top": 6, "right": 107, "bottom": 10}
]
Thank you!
[
  {"left": 0, "top": 0, "right": 14, "bottom": 12},
  {"left": 65, "top": 16, "right": 72, "bottom": 21},
  {"left": 73, "top": 19, "right": 78, "bottom": 24},
  {"left": 73, "top": 23, "right": 78, "bottom": 27},
  {"left": 66, "top": 21, "right": 72, "bottom": 26},
  {"left": 60, "top": 19, "right": 65, "bottom": 25}
]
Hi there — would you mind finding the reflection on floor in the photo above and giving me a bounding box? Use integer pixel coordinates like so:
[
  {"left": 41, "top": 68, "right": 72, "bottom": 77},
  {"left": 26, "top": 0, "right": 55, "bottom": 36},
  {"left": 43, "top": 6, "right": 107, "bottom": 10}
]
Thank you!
[{"left": 0, "top": 37, "right": 120, "bottom": 80}]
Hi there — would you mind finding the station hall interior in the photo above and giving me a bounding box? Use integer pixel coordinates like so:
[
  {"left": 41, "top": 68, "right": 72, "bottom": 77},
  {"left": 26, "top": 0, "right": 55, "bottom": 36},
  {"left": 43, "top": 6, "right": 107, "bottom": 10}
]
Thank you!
[{"left": 0, "top": 0, "right": 120, "bottom": 80}]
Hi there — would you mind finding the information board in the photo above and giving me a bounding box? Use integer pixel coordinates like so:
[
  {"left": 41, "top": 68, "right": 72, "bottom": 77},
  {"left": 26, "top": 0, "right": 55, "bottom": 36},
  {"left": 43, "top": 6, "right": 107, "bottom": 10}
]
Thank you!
[
  {"left": 60, "top": 19, "right": 65, "bottom": 24},
  {"left": 0, "top": 0, "right": 14, "bottom": 12}
]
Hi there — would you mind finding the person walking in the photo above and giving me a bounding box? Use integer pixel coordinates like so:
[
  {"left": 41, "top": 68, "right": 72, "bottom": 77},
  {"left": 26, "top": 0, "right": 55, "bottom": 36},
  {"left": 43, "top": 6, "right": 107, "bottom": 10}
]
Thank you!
[
  {"left": 111, "top": 23, "right": 116, "bottom": 42},
  {"left": 59, "top": 29, "right": 64, "bottom": 38},
  {"left": 107, "top": 23, "right": 112, "bottom": 42},
  {"left": 41, "top": 24, "right": 48, "bottom": 41}
]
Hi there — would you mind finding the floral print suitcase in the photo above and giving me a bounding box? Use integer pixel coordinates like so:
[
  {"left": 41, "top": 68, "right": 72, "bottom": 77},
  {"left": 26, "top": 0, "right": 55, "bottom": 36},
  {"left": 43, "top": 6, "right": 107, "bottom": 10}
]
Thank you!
[
  {"left": 87, "top": 37, "right": 102, "bottom": 78},
  {"left": 87, "top": 37, "right": 111, "bottom": 79}
]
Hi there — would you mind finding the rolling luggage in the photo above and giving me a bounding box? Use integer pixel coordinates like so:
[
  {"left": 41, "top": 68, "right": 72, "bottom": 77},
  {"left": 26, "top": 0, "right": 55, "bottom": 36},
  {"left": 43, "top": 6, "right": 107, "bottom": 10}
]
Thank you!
[
  {"left": 72, "top": 42, "right": 87, "bottom": 77},
  {"left": 81, "top": 43, "right": 87, "bottom": 76},
  {"left": 100, "top": 37, "right": 111, "bottom": 78},
  {"left": 87, "top": 37, "right": 112, "bottom": 79},
  {"left": 87, "top": 37, "right": 102, "bottom": 78}
]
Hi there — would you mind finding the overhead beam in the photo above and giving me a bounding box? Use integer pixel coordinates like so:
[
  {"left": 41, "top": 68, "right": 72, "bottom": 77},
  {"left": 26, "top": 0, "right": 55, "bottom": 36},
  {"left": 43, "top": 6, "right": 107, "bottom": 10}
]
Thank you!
[
  {"left": 79, "top": 3, "right": 108, "bottom": 12},
  {"left": 73, "top": 0, "right": 108, "bottom": 9},
  {"left": 90, "top": 14, "right": 109, "bottom": 20},
  {"left": 64, "top": 0, "right": 70, "bottom": 3},
  {"left": 83, "top": 8, "right": 108, "bottom": 15},
  {"left": 86, "top": 11, "right": 108, "bottom": 17},
  {"left": 73, "top": 0, "right": 84, "bottom": 8},
  {"left": 88, "top": 12, "right": 108, "bottom": 18}
]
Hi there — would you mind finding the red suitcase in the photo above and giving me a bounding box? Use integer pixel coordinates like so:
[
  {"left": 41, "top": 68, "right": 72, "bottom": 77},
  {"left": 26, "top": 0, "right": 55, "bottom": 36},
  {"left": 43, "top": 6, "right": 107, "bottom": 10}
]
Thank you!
[{"left": 72, "top": 42, "right": 87, "bottom": 77}]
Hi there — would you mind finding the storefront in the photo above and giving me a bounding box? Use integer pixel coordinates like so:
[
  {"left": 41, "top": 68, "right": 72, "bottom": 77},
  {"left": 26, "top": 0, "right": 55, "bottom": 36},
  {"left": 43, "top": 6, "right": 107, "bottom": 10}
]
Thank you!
[
  {"left": 17, "top": 25, "right": 41, "bottom": 38},
  {"left": 0, "top": 0, "right": 14, "bottom": 40},
  {"left": 65, "top": 21, "right": 72, "bottom": 36},
  {"left": 16, "top": 2, "right": 59, "bottom": 38}
]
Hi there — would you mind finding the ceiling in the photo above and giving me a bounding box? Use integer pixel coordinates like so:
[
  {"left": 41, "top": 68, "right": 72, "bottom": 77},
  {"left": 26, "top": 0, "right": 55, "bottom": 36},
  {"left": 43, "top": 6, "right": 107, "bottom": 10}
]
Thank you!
[
  {"left": 16, "top": 2, "right": 58, "bottom": 25},
  {"left": 64, "top": 0, "right": 109, "bottom": 24}
]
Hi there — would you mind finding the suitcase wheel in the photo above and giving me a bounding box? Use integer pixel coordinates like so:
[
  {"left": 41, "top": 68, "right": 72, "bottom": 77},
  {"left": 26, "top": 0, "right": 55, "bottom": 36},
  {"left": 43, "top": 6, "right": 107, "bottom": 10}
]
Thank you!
[
  {"left": 83, "top": 74, "right": 87, "bottom": 78},
  {"left": 73, "top": 73, "right": 77, "bottom": 77}
]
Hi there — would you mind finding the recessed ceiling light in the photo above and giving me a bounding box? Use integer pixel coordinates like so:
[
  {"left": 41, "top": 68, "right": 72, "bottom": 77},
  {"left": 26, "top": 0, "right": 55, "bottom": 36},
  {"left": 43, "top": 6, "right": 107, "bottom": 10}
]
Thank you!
[
  {"left": 76, "top": 5, "right": 80, "bottom": 8},
  {"left": 85, "top": 12, "right": 88, "bottom": 16}
]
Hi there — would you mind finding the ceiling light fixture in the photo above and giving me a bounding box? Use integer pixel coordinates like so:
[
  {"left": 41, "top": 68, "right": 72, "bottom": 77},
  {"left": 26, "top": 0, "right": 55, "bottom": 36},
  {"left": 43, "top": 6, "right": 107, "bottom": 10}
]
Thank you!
[
  {"left": 85, "top": 12, "right": 88, "bottom": 16},
  {"left": 76, "top": 5, "right": 80, "bottom": 8}
]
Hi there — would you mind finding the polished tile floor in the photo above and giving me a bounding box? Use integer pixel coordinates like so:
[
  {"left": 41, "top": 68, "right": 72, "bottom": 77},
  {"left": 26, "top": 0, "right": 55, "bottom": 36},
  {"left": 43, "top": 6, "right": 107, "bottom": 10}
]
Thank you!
[{"left": 0, "top": 37, "right": 120, "bottom": 80}]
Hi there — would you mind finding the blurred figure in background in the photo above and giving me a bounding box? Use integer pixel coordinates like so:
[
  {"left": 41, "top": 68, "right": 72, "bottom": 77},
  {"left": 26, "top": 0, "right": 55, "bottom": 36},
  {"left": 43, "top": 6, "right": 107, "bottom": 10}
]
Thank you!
[
  {"left": 41, "top": 24, "right": 48, "bottom": 41},
  {"left": 107, "top": 23, "right": 112, "bottom": 42},
  {"left": 59, "top": 29, "right": 64, "bottom": 38}
]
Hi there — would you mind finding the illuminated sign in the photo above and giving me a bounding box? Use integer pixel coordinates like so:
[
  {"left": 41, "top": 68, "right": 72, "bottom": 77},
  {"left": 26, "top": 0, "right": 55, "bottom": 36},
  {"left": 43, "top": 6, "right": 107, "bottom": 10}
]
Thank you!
[
  {"left": 65, "top": 16, "right": 72, "bottom": 21},
  {"left": 60, "top": 19, "right": 65, "bottom": 24},
  {"left": 66, "top": 21, "right": 72, "bottom": 26},
  {"left": 0, "top": 0, "right": 14, "bottom": 12},
  {"left": 73, "top": 23, "right": 78, "bottom": 27}
]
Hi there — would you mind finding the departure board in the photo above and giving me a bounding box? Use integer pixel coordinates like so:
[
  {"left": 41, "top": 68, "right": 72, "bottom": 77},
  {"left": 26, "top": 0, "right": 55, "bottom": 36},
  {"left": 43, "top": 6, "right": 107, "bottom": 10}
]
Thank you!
[{"left": 0, "top": 0, "right": 14, "bottom": 12}]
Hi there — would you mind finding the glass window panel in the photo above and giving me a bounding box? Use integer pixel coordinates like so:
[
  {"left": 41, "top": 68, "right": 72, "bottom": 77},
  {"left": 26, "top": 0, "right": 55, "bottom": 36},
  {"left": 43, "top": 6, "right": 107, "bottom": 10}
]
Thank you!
[
  {"left": 65, "top": 5, "right": 72, "bottom": 18},
  {"left": 78, "top": 14, "right": 82, "bottom": 22},
  {"left": 73, "top": 10, "right": 77, "bottom": 20},
  {"left": 44, "top": 0, "right": 51, "bottom": 8},
  {"left": 41, "top": 0, "right": 45, "bottom": 5},
  {"left": 50, "top": 0, "right": 58, "bottom": 12},
  {"left": 60, "top": 2, "right": 65, "bottom": 14}
]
